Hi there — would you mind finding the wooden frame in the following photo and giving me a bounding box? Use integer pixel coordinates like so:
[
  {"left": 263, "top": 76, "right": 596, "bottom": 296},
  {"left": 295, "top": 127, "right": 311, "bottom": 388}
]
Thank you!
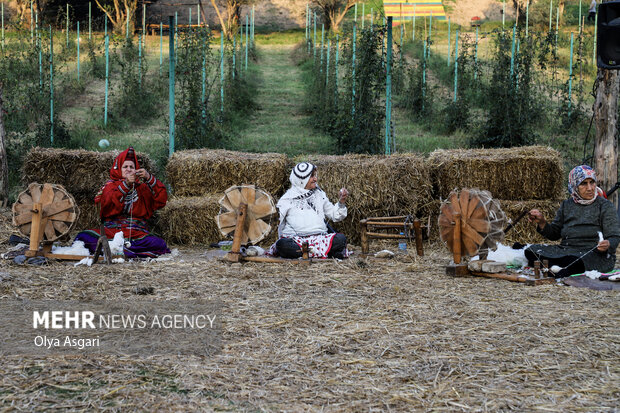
[{"left": 360, "top": 216, "right": 425, "bottom": 256}]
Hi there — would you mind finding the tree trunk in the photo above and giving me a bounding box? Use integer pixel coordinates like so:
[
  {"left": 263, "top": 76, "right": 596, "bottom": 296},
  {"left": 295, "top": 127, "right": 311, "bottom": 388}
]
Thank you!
[
  {"left": 0, "top": 84, "right": 9, "bottom": 207},
  {"left": 593, "top": 69, "right": 620, "bottom": 206}
]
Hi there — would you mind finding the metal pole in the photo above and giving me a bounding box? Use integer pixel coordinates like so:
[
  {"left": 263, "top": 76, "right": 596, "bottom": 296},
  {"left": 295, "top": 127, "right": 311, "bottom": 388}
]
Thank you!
[
  {"left": 362, "top": 3, "right": 365, "bottom": 29},
  {"left": 352, "top": 23, "right": 356, "bottom": 116},
  {"left": 50, "top": 26, "right": 54, "bottom": 144},
  {"left": 143, "top": 3, "right": 146, "bottom": 39},
  {"left": 66, "top": 3, "right": 69, "bottom": 47},
  {"left": 220, "top": 34, "right": 224, "bottom": 115},
  {"left": 251, "top": 5, "right": 255, "bottom": 45},
  {"left": 447, "top": 17, "right": 451, "bottom": 67},
  {"left": 77, "top": 22, "right": 80, "bottom": 81},
  {"left": 159, "top": 22, "right": 163, "bottom": 75},
  {"left": 38, "top": 29, "right": 42, "bottom": 92},
  {"left": 169, "top": 16, "right": 175, "bottom": 156},
  {"left": 320, "top": 24, "right": 324, "bottom": 72},
  {"left": 593, "top": 10, "right": 598, "bottom": 65},
  {"left": 568, "top": 32, "right": 574, "bottom": 115},
  {"left": 474, "top": 26, "right": 478, "bottom": 80},
  {"left": 202, "top": 43, "right": 206, "bottom": 120},
  {"left": 245, "top": 14, "right": 249, "bottom": 70},
  {"left": 233, "top": 34, "right": 236, "bottom": 79},
  {"left": 30, "top": 0, "right": 33, "bottom": 40},
  {"left": 335, "top": 34, "right": 339, "bottom": 91},
  {"left": 502, "top": 0, "right": 506, "bottom": 29},
  {"left": 526, "top": 0, "right": 529, "bottom": 38},
  {"left": 413, "top": 6, "right": 416, "bottom": 41},
  {"left": 1, "top": 2, "right": 4, "bottom": 50},
  {"left": 198, "top": 4, "right": 200, "bottom": 26},
  {"left": 453, "top": 30, "right": 459, "bottom": 102},
  {"left": 138, "top": 33, "right": 142, "bottom": 88},
  {"left": 555, "top": 6, "right": 559, "bottom": 52},
  {"left": 371, "top": 8, "right": 374, "bottom": 26},
  {"left": 549, "top": 0, "right": 553, "bottom": 33},
  {"left": 189, "top": 6, "right": 192, "bottom": 25},
  {"left": 313, "top": 12, "right": 317, "bottom": 61},
  {"left": 385, "top": 17, "right": 393, "bottom": 155},
  {"left": 104, "top": 19, "right": 109, "bottom": 127},
  {"left": 127, "top": 9, "right": 130, "bottom": 38},
  {"left": 422, "top": 38, "right": 427, "bottom": 111},
  {"left": 510, "top": 24, "right": 516, "bottom": 79},
  {"left": 305, "top": 3, "right": 308, "bottom": 40},
  {"left": 355, "top": 3, "right": 357, "bottom": 21},
  {"left": 428, "top": 13, "right": 432, "bottom": 58},
  {"left": 89, "top": 2, "right": 92, "bottom": 40},
  {"left": 326, "top": 38, "right": 330, "bottom": 86}
]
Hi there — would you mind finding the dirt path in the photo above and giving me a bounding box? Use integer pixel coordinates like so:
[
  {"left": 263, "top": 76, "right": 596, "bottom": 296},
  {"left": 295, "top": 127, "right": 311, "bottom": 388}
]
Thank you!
[{"left": 232, "top": 44, "right": 333, "bottom": 155}]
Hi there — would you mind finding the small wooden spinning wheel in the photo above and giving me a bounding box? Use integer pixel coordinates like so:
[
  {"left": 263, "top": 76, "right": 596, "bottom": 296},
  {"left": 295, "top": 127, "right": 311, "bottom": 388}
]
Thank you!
[
  {"left": 12, "top": 183, "right": 80, "bottom": 258},
  {"left": 216, "top": 185, "right": 276, "bottom": 245},
  {"left": 438, "top": 189, "right": 506, "bottom": 272}
]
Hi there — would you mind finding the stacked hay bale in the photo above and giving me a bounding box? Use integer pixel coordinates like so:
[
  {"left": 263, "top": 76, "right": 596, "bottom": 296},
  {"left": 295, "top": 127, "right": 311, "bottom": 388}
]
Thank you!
[
  {"left": 428, "top": 146, "right": 565, "bottom": 244},
  {"left": 159, "top": 149, "right": 289, "bottom": 245},
  {"left": 296, "top": 154, "right": 433, "bottom": 244},
  {"left": 21, "top": 147, "right": 155, "bottom": 232}
]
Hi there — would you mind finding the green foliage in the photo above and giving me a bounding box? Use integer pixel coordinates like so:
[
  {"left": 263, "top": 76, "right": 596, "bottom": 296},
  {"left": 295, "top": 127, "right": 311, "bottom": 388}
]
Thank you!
[
  {"left": 85, "top": 36, "right": 106, "bottom": 79},
  {"left": 110, "top": 36, "right": 163, "bottom": 126},
  {"left": 401, "top": 40, "right": 434, "bottom": 121},
  {"left": 175, "top": 27, "right": 225, "bottom": 150},
  {"left": 472, "top": 28, "right": 543, "bottom": 148}
]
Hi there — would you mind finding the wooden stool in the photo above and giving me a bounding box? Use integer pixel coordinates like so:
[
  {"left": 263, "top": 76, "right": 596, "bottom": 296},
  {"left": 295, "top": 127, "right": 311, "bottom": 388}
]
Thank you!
[{"left": 360, "top": 216, "right": 425, "bottom": 256}]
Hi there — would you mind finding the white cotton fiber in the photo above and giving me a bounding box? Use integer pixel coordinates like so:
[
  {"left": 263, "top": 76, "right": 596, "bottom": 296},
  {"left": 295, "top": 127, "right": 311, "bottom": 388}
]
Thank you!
[
  {"left": 598, "top": 231, "right": 604, "bottom": 242},
  {"left": 74, "top": 257, "right": 93, "bottom": 267},
  {"left": 486, "top": 243, "right": 529, "bottom": 268},
  {"left": 52, "top": 240, "right": 90, "bottom": 256},
  {"left": 584, "top": 270, "right": 602, "bottom": 280},
  {"left": 550, "top": 265, "right": 562, "bottom": 274},
  {"left": 109, "top": 232, "right": 125, "bottom": 255}
]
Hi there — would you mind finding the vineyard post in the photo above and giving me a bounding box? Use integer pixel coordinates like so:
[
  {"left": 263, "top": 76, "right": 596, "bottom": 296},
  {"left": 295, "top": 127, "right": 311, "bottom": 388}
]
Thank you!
[
  {"left": 352, "top": 23, "right": 356, "bottom": 116},
  {"left": 38, "top": 30, "right": 42, "bottom": 92},
  {"left": 502, "top": 0, "right": 505, "bottom": 29},
  {"left": 579, "top": 0, "right": 582, "bottom": 27},
  {"left": 314, "top": 12, "right": 317, "bottom": 60},
  {"left": 0, "top": 82, "right": 8, "bottom": 204},
  {"left": 326, "top": 38, "right": 330, "bottom": 86},
  {"left": 233, "top": 34, "right": 236, "bottom": 79},
  {"left": 189, "top": 6, "right": 192, "bottom": 25},
  {"left": 422, "top": 38, "right": 427, "bottom": 110},
  {"left": 89, "top": 2, "right": 92, "bottom": 40},
  {"left": 593, "top": 10, "right": 597, "bottom": 65},
  {"left": 428, "top": 13, "right": 432, "bottom": 58},
  {"left": 30, "top": 0, "right": 33, "bottom": 40},
  {"left": 198, "top": 3, "right": 200, "bottom": 25},
  {"left": 251, "top": 5, "right": 255, "bottom": 45},
  {"left": 202, "top": 42, "right": 206, "bottom": 121},
  {"left": 220, "top": 34, "right": 224, "bottom": 115},
  {"left": 66, "top": 3, "right": 69, "bottom": 46},
  {"left": 245, "top": 14, "right": 249, "bottom": 70},
  {"left": 362, "top": 3, "right": 365, "bottom": 29},
  {"left": 385, "top": 16, "right": 393, "bottom": 155},
  {"left": 335, "top": 34, "right": 339, "bottom": 92},
  {"left": 139, "top": 33, "right": 142, "bottom": 88},
  {"left": 104, "top": 18, "right": 109, "bottom": 127},
  {"left": 555, "top": 6, "right": 559, "bottom": 52},
  {"left": 453, "top": 30, "right": 459, "bottom": 102},
  {"left": 169, "top": 16, "right": 175, "bottom": 156},
  {"left": 2, "top": 2, "right": 4, "bottom": 50},
  {"left": 549, "top": 0, "right": 553, "bottom": 32},
  {"left": 474, "top": 26, "right": 478, "bottom": 80},
  {"left": 77, "top": 22, "right": 80, "bottom": 81},
  {"left": 305, "top": 3, "right": 309, "bottom": 41},
  {"left": 447, "top": 17, "right": 451, "bottom": 67},
  {"left": 50, "top": 26, "right": 54, "bottom": 143},
  {"left": 510, "top": 25, "right": 516, "bottom": 79},
  {"left": 143, "top": 3, "right": 146, "bottom": 41},
  {"left": 355, "top": 3, "right": 357, "bottom": 21},
  {"left": 568, "top": 32, "right": 574, "bottom": 116},
  {"left": 526, "top": 0, "right": 529, "bottom": 37},
  {"left": 160, "top": 22, "right": 163, "bottom": 76},
  {"left": 320, "top": 24, "right": 324, "bottom": 72},
  {"left": 371, "top": 8, "right": 373, "bottom": 26},
  {"left": 126, "top": 10, "right": 130, "bottom": 38},
  {"left": 412, "top": 6, "right": 416, "bottom": 41}
]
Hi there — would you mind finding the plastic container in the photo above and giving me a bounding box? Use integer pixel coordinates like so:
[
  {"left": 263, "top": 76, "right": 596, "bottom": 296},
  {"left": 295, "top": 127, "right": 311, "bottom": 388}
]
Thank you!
[{"left": 398, "top": 233, "right": 407, "bottom": 251}]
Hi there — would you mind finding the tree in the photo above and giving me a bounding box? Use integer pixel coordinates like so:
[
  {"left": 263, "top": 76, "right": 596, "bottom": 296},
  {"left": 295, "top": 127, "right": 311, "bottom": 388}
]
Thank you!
[
  {"left": 95, "top": 0, "right": 138, "bottom": 34},
  {"left": 593, "top": 0, "right": 619, "bottom": 206},
  {"left": 312, "top": 0, "right": 358, "bottom": 33},
  {"left": 205, "top": 0, "right": 254, "bottom": 39}
]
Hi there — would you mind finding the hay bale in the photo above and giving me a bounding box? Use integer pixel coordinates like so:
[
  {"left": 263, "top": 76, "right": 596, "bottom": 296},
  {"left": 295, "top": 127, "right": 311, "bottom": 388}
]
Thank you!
[
  {"left": 73, "top": 194, "right": 100, "bottom": 232},
  {"left": 154, "top": 196, "right": 279, "bottom": 246},
  {"left": 167, "top": 150, "right": 289, "bottom": 197},
  {"left": 428, "top": 146, "right": 564, "bottom": 200},
  {"left": 22, "top": 147, "right": 155, "bottom": 196}
]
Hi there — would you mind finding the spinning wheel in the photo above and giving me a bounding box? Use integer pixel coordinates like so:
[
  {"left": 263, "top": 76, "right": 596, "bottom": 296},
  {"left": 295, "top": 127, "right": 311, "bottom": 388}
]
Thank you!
[
  {"left": 216, "top": 185, "right": 276, "bottom": 245},
  {"left": 438, "top": 189, "right": 506, "bottom": 258},
  {"left": 12, "top": 183, "right": 79, "bottom": 243}
]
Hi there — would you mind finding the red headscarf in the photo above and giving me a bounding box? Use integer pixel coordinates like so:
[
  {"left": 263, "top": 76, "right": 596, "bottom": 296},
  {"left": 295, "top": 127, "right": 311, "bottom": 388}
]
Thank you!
[{"left": 110, "top": 147, "right": 139, "bottom": 181}]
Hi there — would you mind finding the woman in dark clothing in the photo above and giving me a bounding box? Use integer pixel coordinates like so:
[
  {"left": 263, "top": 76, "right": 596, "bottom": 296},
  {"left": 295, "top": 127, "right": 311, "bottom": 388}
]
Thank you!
[{"left": 526, "top": 165, "right": 620, "bottom": 278}]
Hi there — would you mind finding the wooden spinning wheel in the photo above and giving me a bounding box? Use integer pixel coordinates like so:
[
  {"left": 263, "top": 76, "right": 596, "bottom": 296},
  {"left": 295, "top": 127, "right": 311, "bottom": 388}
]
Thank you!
[
  {"left": 216, "top": 185, "right": 276, "bottom": 245},
  {"left": 438, "top": 189, "right": 506, "bottom": 258},
  {"left": 12, "top": 183, "right": 79, "bottom": 243}
]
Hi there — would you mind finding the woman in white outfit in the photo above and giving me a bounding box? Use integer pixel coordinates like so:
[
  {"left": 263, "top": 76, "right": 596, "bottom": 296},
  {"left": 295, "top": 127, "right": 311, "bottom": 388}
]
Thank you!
[{"left": 268, "top": 162, "right": 349, "bottom": 259}]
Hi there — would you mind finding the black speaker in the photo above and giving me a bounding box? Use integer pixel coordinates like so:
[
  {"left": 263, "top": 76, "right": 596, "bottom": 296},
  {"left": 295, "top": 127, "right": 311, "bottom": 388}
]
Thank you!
[{"left": 597, "top": 1, "right": 620, "bottom": 69}]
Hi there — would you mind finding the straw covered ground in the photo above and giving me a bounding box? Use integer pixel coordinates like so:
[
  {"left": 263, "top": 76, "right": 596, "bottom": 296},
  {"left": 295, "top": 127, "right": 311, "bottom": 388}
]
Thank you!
[
  {"left": 0, "top": 239, "right": 618, "bottom": 411},
  {"left": 167, "top": 149, "right": 289, "bottom": 197},
  {"left": 428, "top": 146, "right": 565, "bottom": 201}
]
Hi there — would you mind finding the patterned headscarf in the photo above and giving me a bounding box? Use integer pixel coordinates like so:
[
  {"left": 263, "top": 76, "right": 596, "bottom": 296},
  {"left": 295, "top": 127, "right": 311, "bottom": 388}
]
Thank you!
[
  {"left": 110, "top": 147, "right": 140, "bottom": 181},
  {"left": 568, "top": 165, "right": 603, "bottom": 205}
]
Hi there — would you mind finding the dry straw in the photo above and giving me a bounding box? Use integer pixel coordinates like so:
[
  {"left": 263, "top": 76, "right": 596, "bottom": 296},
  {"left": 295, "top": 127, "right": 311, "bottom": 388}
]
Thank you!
[
  {"left": 167, "top": 149, "right": 289, "bottom": 197},
  {"left": 154, "top": 196, "right": 223, "bottom": 245},
  {"left": 294, "top": 154, "right": 433, "bottom": 243},
  {"left": 21, "top": 147, "right": 155, "bottom": 197},
  {"left": 428, "top": 146, "right": 565, "bottom": 200}
]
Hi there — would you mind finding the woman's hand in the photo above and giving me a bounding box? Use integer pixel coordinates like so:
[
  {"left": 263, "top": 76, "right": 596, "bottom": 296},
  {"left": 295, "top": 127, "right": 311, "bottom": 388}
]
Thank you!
[
  {"left": 597, "top": 239, "right": 610, "bottom": 252},
  {"left": 125, "top": 170, "right": 136, "bottom": 185},
  {"left": 528, "top": 209, "right": 546, "bottom": 229},
  {"left": 135, "top": 168, "right": 151, "bottom": 182},
  {"left": 338, "top": 188, "right": 349, "bottom": 204}
]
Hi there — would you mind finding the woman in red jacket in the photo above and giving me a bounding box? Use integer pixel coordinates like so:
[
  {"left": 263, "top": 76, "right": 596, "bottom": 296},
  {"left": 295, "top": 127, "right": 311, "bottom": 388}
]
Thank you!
[{"left": 75, "top": 147, "right": 170, "bottom": 258}]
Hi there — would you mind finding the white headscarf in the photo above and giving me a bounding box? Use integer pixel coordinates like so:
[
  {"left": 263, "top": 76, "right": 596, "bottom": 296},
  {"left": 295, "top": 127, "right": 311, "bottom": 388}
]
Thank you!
[{"left": 279, "top": 162, "right": 318, "bottom": 202}]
